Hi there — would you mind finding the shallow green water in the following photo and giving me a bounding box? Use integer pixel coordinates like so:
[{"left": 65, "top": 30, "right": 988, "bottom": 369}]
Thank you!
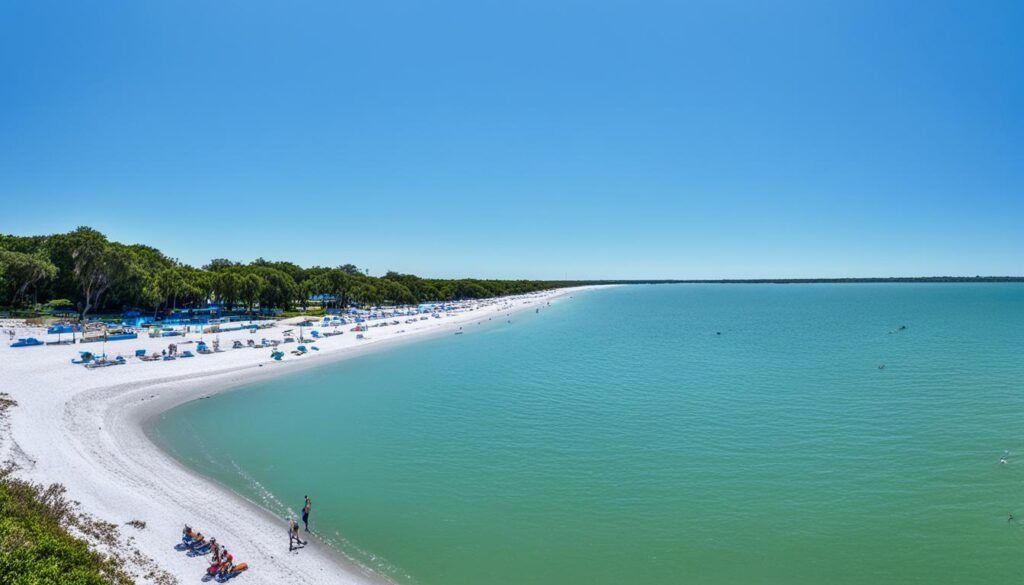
[{"left": 150, "top": 284, "right": 1024, "bottom": 584}]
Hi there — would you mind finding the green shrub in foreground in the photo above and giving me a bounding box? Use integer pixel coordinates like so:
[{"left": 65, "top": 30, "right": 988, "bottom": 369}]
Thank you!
[{"left": 0, "top": 467, "right": 132, "bottom": 585}]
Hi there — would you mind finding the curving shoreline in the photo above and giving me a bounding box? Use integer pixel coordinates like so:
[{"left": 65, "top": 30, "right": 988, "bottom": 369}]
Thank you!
[{"left": 0, "top": 287, "right": 600, "bottom": 585}]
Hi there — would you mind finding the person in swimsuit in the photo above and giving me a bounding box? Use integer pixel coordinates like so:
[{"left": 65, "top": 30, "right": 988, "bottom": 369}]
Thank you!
[
  {"left": 218, "top": 548, "right": 233, "bottom": 576},
  {"left": 302, "top": 496, "right": 312, "bottom": 532}
]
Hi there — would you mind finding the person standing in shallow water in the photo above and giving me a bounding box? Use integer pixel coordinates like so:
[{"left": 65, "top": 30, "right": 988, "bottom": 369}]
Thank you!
[{"left": 302, "top": 496, "right": 312, "bottom": 532}]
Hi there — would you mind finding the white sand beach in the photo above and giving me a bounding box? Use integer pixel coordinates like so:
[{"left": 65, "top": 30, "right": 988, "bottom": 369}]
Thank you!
[{"left": 0, "top": 287, "right": 597, "bottom": 585}]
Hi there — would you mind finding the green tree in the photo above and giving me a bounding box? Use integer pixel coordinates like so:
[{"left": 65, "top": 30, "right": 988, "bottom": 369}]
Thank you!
[
  {"left": 252, "top": 267, "right": 298, "bottom": 310},
  {"left": 339, "top": 263, "right": 362, "bottom": 275},
  {"left": 203, "top": 258, "right": 240, "bottom": 272},
  {"left": 239, "top": 273, "right": 266, "bottom": 314},
  {"left": 66, "top": 227, "right": 130, "bottom": 320},
  {"left": 187, "top": 269, "right": 214, "bottom": 307},
  {"left": 154, "top": 267, "right": 190, "bottom": 310},
  {"left": 377, "top": 279, "right": 416, "bottom": 305},
  {"left": 0, "top": 227, "right": 572, "bottom": 315},
  {"left": 348, "top": 282, "right": 380, "bottom": 307},
  {"left": 251, "top": 258, "right": 306, "bottom": 283},
  {"left": 0, "top": 250, "right": 58, "bottom": 306},
  {"left": 214, "top": 271, "right": 243, "bottom": 310}
]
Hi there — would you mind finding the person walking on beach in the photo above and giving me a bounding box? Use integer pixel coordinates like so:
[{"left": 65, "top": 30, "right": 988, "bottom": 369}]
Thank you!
[
  {"left": 288, "top": 518, "right": 306, "bottom": 551},
  {"left": 302, "top": 495, "right": 312, "bottom": 532}
]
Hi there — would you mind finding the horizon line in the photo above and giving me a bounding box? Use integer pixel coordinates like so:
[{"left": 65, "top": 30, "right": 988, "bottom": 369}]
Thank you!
[{"left": 558, "top": 276, "right": 1024, "bottom": 284}]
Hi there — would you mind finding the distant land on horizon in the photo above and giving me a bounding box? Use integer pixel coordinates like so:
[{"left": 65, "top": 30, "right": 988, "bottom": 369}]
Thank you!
[{"left": 586, "top": 277, "right": 1024, "bottom": 284}]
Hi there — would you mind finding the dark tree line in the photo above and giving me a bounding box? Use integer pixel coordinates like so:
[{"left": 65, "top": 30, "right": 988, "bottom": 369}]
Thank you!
[{"left": 0, "top": 228, "right": 575, "bottom": 319}]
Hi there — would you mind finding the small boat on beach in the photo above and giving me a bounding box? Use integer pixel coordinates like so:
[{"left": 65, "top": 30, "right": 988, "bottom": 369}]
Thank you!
[{"left": 10, "top": 337, "right": 43, "bottom": 347}]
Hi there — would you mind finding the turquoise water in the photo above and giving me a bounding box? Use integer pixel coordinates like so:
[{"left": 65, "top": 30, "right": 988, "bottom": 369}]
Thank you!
[{"left": 149, "top": 284, "right": 1024, "bottom": 584}]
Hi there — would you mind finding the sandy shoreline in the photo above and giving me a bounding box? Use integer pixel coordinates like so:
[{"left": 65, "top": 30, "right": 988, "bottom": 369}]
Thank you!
[{"left": 0, "top": 286, "right": 599, "bottom": 585}]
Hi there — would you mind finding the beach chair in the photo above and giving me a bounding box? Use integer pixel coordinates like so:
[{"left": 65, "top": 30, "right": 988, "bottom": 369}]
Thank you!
[
  {"left": 214, "top": 562, "right": 249, "bottom": 582},
  {"left": 135, "top": 349, "right": 146, "bottom": 358},
  {"left": 187, "top": 540, "right": 213, "bottom": 557},
  {"left": 271, "top": 350, "right": 284, "bottom": 360}
]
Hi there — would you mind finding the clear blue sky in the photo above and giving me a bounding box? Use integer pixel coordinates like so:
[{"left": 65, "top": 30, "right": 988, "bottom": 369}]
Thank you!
[{"left": 1, "top": 1, "right": 1021, "bottom": 279}]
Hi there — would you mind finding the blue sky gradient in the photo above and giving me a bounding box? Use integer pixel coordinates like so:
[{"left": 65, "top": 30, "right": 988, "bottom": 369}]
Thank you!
[{"left": 1, "top": 1, "right": 1021, "bottom": 279}]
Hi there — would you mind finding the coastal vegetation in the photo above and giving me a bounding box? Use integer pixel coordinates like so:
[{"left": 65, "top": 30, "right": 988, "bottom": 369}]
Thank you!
[
  {"left": 1, "top": 228, "right": 1019, "bottom": 320},
  {"left": 0, "top": 394, "right": 170, "bottom": 585},
  {"left": 0, "top": 463, "right": 132, "bottom": 585},
  {"left": 0, "top": 227, "right": 575, "bottom": 319},
  {"left": 0, "top": 395, "right": 125, "bottom": 585}
]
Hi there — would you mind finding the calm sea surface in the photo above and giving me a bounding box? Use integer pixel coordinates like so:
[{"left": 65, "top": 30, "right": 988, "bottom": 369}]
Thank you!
[{"left": 149, "top": 284, "right": 1024, "bottom": 584}]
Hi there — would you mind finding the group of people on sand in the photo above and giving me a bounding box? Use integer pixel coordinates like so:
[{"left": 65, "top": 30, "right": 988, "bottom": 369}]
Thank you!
[
  {"left": 181, "top": 525, "right": 248, "bottom": 580},
  {"left": 207, "top": 536, "right": 243, "bottom": 579},
  {"left": 288, "top": 495, "right": 312, "bottom": 551}
]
